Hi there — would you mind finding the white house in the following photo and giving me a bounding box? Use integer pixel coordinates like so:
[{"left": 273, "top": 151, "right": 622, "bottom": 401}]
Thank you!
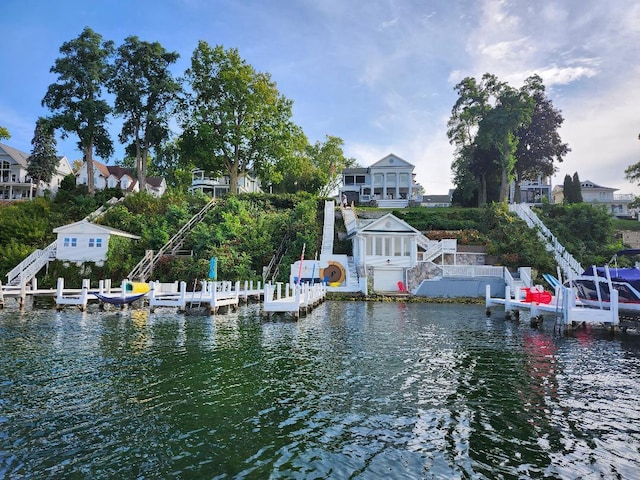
[
  {"left": 552, "top": 179, "right": 635, "bottom": 216},
  {"left": 188, "top": 168, "right": 263, "bottom": 197},
  {"left": 53, "top": 220, "right": 140, "bottom": 265},
  {"left": 0, "top": 142, "right": 73, "bottom": 200},
  {"left": 75, "top": 160, "right": 167, "bottom": 197},
  {"left": 339, "top": 154, "right": 424, "bottom": 208},
  {"left": 510, "top": 174, "right": 552, "bottom": 204}
]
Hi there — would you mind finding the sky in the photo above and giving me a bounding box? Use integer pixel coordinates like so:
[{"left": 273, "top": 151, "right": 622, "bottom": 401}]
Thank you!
[{"left": 2, "top": 0, "right": 640, "bottom": 195}]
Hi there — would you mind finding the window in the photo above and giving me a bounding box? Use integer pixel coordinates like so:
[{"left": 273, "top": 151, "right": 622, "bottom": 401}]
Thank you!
[
  {"left": 89, "top": 238, "right": 103, "bottom": 248},
  {"left": 387, "top": 173, "right": 397, "bottom": 186},
  {"left": 344, "top": 175, "right": 355, "bottom": 185},
  {"left": 64, "top": 237, "right": 77, "bottom": 247},
  {"left": 71, "top": 238, "right": 77, "bottom": 247},
  {"left": 355, "top": 175, "right": 366, "bottom": 184},
  {"left": 399, "top": 173, "right": 409, "bottom": 186},
  {"left": 63, "top": 237, "right": 69, "bottom": 247},
  {"left": 374, "top": 174, "right": 383, "bottom": 186}
]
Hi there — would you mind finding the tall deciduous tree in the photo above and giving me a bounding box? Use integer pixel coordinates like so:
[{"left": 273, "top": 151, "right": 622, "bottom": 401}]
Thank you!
[
  {"left": 513, "top": 74, "right": 570, "bottom": 202},
  {"left": 477, "top": 84, "right": 534, "bottom": 202},
  {"left": 0, "top": 126, "right": 9, "bottom": 140},
  {"left": 27, "top": 117, "right": 59, "bottom": 195},
  {"left": 180, "top": 42, "right": 298, "bottom": 194},
  {"left": 42, "top": 27, "right": 114, "bottom": 195},
  {"left": 109, "top": 36, "right": 181, "bottom": 192}
]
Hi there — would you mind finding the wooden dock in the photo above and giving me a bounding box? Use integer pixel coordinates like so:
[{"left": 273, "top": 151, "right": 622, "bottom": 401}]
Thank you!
[
  {"left": 485, "top": 284, "right": 619, "bottom": 330},
  {"left": 262, "top": 282, "right": 327, "bottom": 318}
]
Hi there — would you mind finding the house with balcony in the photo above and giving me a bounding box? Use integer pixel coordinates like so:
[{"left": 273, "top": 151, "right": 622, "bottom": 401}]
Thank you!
[
  {"left": 339, "top": 154, "right": 424, "bottom": 208},
  {"left": 0, "top": 142, "right": 73, "bottom": 201},
  {"left": 188, "top": 168, "right": 262, "bottom": 197},
  {"left": 75, "top": 159, "right": 166, "bottom": 197},
  {"left": 509, "top": 174, "right": 552, "bottom": 204},
  {"left": 552, "top": 179, "right": 635, "bottom": 217}
]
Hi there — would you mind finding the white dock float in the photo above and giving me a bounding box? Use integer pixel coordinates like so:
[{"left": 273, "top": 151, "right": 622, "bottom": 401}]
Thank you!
[
  {"left": 191, "top": 280, "right": 240, "bottom": 314},
  {"left": 263, "top": 282, "right": 327, "bottom": 318},
  {"left": 56, "top": 278, "right": 91, "bottom": 311},
  {"left": 485, "top": 284, "right": 619, "bottom": 329}
]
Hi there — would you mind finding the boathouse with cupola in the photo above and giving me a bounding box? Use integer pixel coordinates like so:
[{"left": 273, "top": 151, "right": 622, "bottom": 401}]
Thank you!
[
  {"left": 339, "top": 154, "right": 424, "bottom": 208},
  {"left": 53, "top": 220, "right": 140, "bottom": 266}
]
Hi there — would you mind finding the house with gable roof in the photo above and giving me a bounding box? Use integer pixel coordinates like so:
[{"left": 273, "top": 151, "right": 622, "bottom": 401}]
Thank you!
[
  {"left": 339, "top": 153, "right": 424, "bottom": 208},
  {"left": 0, "top": 142, "right": 73, "bottom": 200},
  {"left": 53, "top": 219, "right": 140, "bottom": 265},
  {"left": 552, "top": 179, "right": 635, "bottom": 217},
  {"left": 75, "top": 159, "right": 166, "bottom": 197}
]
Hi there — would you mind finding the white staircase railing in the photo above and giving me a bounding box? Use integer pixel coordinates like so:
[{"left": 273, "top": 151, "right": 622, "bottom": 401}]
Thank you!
[
  {"left": 417, "top": 235, "right": 457, "bottom": 263},
  {"left": 6, "top": 241, "right": 57, "bottom": 286},
  {"left": 128, "top": 197, "right": 217, "bottom": 281},
  {"left": 509, "top": 204, "right": 583, "bottom": 280},
  {"left": 321, "top": 200, "right": 335, "bottom": 255}
]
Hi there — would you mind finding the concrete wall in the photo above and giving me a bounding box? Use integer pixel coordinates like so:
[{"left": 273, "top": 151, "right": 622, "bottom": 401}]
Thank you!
[{"left": 414, "top": 276, "right": 505, "bottom": 298}]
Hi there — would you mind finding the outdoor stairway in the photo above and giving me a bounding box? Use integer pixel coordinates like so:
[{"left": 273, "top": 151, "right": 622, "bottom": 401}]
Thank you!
[
  {"left": 509, "top": 203, "right": 583, "bottom": 280},
  {"left": 128, "top": 197, "right": 217, "bottom": 281},
  {"left": 321, "top": 200, "right": 335, "bottom": 256},
  {"left": 5, "top": 197, "right": 123, "bottom": 287},
  {"left": 262, "top": 230, "right": 291, "bottom": 284}
]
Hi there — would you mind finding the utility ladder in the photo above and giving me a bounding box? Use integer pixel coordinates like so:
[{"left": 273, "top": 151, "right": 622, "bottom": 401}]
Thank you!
[
  {"left": 509, "top": 203, "right": 583, "bottom": 280},
  {"left": 5, "top": 197, "right": 123, "bottom": 287},
  {"left": 128, "top": 197, "right": 217, "bottom": 281}
]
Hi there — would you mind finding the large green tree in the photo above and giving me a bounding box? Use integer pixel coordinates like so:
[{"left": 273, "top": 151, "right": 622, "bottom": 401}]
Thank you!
[
  {"left": 0, "top": 126, "right": 9, "bottom": 140},
  {"left": 271, "top": 134, "right": 355, "bottom": 195},
  {"left": 513, "top": 74, "right": 570, "bottom": 202},
  {"left": 42, "top": 27, "right": 114, "bottom": 195},
  {"left": 180, "top": 42, "right": 299, "bottom": 194},
  {"left": 109, "top": 36, "right": 181, "bottom": 192},
  {"left": 27, "top": 117, "right": 59, "bottom": 195}
]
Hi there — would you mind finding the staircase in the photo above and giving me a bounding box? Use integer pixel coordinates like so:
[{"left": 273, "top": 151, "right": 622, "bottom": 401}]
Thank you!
[
  {"left": 321, "top": 200, "right": 335, "bottom": 256},
  {"left": 5, "top": 198, "right": 124, "bottom": 287},
  {"left": 262, "top": 230, "right": 291, "bottom": 283},
  {"left": 416, "top": 235, "right": 457, "bottom": 263},
  {"left": 509, "top": 204, "right": 583, "bottom": 280},
  {"left": 128, "top": 197, "right": 218, "bottom": 281}
]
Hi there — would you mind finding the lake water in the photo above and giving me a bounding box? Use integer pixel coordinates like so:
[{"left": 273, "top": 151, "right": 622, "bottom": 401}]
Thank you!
[{"left": 2, "top": 301, "right": 640, "bottom": 479}]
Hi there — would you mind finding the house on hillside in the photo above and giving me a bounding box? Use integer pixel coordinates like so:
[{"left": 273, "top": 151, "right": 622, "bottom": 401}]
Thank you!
[
  {"left": 421, "top": 194, "right": 452, "bottom": 208},
  {"left": 188, "top": 168, "right": 262, "bottom": 197},
  {"left": 0, "top": 142, "right": 73, "bottom": 200},
  {"left": 53, "top": 220, "right": 140, "bottom": 265},
  {"left": 552, "top": 179, "right": 635, "bottom": 217},
  {"left": 75, "top": 159, "right": 167, "bottom": 197},
  {"left": 339, "top": 154, "right": 424, "bottom": 208},
  {"left": 510, "top": 174, "right": 552, "bottom": 204}
]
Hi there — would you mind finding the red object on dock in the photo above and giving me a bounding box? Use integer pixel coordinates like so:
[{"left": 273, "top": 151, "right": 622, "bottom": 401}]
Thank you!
[{"left": 522, "top": 287, "right": 552, "bottom": 304}]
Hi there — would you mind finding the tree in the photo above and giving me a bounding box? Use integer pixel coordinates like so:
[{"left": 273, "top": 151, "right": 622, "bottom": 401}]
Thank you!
[
  {"left": 572, "top": 171, "right": 583, "bottom": 203},
  {"left": 271, "top": 134, "right": 355, "bottom": 195},
  {"left": 27, "top": 117, "right": 59, "bottom": 195},
  {"left": 109, "top": 36, "right": 181, "bottom": 192},
  {"left": 448, "top": 73, "right": 534, "bottom": 204},
  {"left": 0, "top": 126, "right": 9, "bottom": 140},
  {"left": 180, "top": 42, "right": 299, "bottom": 194},
  {"left": 42, "top": 27, "right": 114, "bottom": 195},
  {"left": 448, "top": 75, "right": 501, "bottom": 206},
  {"left": 476, "top": 84, "right": 534, "bottom": 202},
  {"left": 513, "top": 74, "right": 570, "bottom": 202}
]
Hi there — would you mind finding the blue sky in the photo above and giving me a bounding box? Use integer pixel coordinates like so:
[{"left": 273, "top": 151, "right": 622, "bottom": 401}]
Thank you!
[{"left": 2, "top": 0, "right": 639, "bottom": 194}]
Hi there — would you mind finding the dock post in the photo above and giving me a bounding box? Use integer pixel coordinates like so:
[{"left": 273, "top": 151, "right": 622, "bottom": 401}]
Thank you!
[
  {"left": 56, "top": 277, "right": 64, "bottom": 311},
  {"left": 79, "top": 279, "right": 89, "bottom": 311},
  {"left": 0, "top": 280, "right": 4, "bottom": 309}
]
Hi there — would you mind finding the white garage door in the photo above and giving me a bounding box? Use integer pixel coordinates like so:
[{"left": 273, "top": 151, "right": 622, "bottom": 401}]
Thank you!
[{"left": 373, "top": 267, "right": 404, "bottom": 292}]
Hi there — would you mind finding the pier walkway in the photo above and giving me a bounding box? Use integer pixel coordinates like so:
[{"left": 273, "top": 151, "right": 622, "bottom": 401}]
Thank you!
[
  {"left": 263, "top": 282, "right": 327, "bottom": 318},
  {"left": 485, "top": 284, "right": 619, "bottom": 330}
]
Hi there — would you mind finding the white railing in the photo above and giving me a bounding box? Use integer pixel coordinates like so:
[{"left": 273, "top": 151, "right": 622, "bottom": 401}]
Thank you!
[
  {"left": 509, "top": 204, "right": 582, "bottom": 280},
  {"left": 6, "top": 241, "right": 57, "bottom": 286},
  {"left": 321, "top": 200, "right": 335, "bottom": 255},
  {"left": 441, "top": 265, "right": 504, "bottom": 278}
]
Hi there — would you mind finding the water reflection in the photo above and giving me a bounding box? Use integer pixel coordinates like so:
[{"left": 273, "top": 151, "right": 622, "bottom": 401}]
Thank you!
[{"left": 2, "top": 303, "right": 640, "bottom": 478}]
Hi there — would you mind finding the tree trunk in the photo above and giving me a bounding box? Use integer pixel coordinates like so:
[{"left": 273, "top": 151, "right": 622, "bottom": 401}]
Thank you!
[
  {"left": 477, "top": 174, "right": 488, "bottom": 207},
  {"left": 84, "top": 143, "right": 95, "bottom": 195}
]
